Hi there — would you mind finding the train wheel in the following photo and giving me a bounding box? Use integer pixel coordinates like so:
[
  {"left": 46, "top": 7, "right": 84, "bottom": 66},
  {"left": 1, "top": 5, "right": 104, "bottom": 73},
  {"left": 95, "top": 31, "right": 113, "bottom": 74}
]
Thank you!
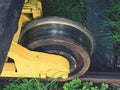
[{"left": 19, "top": 17, "right": 94, "bottom": 81}]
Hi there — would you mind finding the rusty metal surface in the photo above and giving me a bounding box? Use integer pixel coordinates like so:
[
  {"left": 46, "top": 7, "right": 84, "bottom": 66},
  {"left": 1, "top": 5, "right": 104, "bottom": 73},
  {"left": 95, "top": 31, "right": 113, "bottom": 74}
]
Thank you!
[{"left": 81, "top": 72, "right": 120, "bottom": 84}]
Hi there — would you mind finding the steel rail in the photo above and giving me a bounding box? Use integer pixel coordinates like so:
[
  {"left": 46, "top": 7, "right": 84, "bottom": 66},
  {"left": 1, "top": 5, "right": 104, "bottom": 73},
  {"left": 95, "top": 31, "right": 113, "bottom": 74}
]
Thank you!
[{"left": 81, "top": 72, "right": 120, "bottom": 84}]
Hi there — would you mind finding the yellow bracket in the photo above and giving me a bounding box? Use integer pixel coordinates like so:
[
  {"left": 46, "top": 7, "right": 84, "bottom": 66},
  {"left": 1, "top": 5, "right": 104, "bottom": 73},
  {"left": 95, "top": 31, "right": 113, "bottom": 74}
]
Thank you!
[
  {"left": 1, "top": 41, "right": 70, "bottom": 79},
  {"left": 22, "top": 0, "right": 42, "bottom": 18},
  {"left": 0, "top": 0, "right": 70, "bottom": 79}
]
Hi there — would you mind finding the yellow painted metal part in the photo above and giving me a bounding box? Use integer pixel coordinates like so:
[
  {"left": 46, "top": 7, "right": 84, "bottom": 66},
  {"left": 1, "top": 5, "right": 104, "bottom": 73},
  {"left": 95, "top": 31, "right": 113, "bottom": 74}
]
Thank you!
[
  {"left": 22, "top": 0, "right": 43, "bottom": 18},
  {"left": 1, "top": 41, "right": 70, "bottom": 79},
  {"left": 0, "top": 0, "right": 70, "bottom": 79},
  {"left": 13, "top": 0, "right": 42, "bottom": 42}
]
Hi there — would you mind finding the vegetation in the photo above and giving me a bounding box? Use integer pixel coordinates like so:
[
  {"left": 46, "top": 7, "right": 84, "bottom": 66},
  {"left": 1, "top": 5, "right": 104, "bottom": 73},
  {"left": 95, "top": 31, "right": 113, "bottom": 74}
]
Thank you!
[
  {"left": 41, "top": 0, "right": 86, "bottom": 24},
  {"left": 106, "top": 0, "right": 120, "bottom": 43},
  {"left": 3, "top": 78, "right": 109, "bottom": 90}
]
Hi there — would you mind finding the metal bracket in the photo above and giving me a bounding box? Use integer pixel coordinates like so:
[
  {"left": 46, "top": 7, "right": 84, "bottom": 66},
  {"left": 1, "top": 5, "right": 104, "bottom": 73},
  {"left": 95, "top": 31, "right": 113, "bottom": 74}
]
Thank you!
[
  {"left": 0, "top": 0, "right": 70, "bottom": 79},
  {"left": 1, "top": 41, "right": 70, "bottom": 79}
]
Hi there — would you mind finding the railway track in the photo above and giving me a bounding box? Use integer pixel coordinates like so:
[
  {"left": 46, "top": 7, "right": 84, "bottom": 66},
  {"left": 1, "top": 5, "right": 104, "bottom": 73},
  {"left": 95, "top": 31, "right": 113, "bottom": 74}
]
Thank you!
[
  {"left": 0, "top": 72, "right": 120, "bottom": 84},
  {"left": 0, "top": 72, "right": 120, "bottom": 89},
  {"left": 81, "top": 72, "right": 120, "bottom": 85}
]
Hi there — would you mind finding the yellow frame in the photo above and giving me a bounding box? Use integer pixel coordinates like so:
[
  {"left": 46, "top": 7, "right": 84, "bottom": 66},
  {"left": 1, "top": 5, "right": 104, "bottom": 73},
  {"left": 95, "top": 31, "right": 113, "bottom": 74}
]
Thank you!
[{"left": 0, "top": 0, "right": 70, "bottom": 79}]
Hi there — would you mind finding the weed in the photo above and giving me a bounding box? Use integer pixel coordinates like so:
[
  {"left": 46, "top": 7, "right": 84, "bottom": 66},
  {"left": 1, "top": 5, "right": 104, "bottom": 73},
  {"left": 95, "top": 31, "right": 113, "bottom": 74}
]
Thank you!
[
  {"left": 63, "top": 78, "right": 81, "bottom": 90},
  {"left": 106, "top": 0, "right": 120, "bottom": 43},
  {"left": 3, "top": 78, "right": 109, "bottom": 90},
  {"left": 63, "top": 78, "right": 109, "bottom": 90},
  {"left": 41, "top": 0, "right": 86, "bottom": 24},
  {"left": 3, "top": 78, "right": 45, "bottom": 90}
]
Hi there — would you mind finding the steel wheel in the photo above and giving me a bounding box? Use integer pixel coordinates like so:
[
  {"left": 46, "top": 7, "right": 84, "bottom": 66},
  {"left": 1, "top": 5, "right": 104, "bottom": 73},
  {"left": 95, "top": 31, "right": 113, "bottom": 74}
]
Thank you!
[{"left": 19, "top": 17, "right": 94, "bottom": 81}]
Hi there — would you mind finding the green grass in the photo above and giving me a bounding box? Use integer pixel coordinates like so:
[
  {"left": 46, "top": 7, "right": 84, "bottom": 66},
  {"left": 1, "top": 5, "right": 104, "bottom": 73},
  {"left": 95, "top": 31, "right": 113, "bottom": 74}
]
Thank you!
[
  {"left": 3, "top": 78, "right": 57, "bottom": 90},
  {"left": 106, "top": 2, "right": 120, "bottom": 68},
  {"left": 41, "top": 0, "right": 86, "bottom": 24},
  {"left": 106, "top": 0, "right": 120, "bottom": 43},
  {"left": 3, "top": 78, "right": 109, "bottom": 90}
]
